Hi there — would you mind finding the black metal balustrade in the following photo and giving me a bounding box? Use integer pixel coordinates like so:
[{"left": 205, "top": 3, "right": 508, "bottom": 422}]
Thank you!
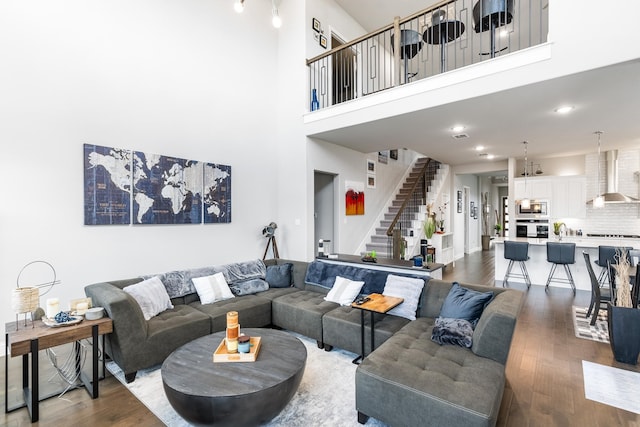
[
  {"left": 307, "top": 0, "right": 548, "bottom": 110},
  {"left": 386, "top": 158, "right": 440, "bottom": 260}
]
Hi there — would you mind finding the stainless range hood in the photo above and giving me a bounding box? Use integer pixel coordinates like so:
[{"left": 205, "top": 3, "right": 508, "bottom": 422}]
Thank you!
[{"left": 588, "top": 150, "right": 640, "bottom": 204}]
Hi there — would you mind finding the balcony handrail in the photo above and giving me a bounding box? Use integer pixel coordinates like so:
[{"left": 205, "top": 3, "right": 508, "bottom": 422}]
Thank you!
[
  {"left": 306, "top": 0, "right": 456, "bottom": 66},
  {"left": 307, "top": 0, "right": 456, "bottom": 66},
  {"left": 386, "top": 157, "right": 434, "bottom": 237}
]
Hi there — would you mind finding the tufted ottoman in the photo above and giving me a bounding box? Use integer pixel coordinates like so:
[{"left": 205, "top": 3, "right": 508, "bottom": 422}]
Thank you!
[{"left": 355, "top": 317, "right": 506, "bottom": 427}]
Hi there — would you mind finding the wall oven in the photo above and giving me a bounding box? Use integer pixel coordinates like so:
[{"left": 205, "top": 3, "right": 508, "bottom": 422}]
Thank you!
[
  {"left": 516, "top": 200, "right": 549, "bottom": 218},
  {"left": 515, "top": 219, "right": 549, "bottom": 238}
]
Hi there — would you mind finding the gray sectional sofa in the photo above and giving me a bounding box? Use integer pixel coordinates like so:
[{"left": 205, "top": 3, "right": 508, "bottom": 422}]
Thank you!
[{"left": 84, "top": 257, "right": 523, "bottom": 427}]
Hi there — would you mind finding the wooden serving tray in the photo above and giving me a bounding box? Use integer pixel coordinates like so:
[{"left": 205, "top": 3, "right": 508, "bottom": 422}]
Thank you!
[{"left": 213, "top": 336, "right": 261, "bottom": 363}]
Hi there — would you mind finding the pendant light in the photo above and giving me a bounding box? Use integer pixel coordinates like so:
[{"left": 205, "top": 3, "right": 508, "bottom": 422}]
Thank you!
[
  {"left": 520, "top": 141, "right": 530, "bottom": 209},
  {"left": 271, "top": 0, "right": 282, "bottom": 28},
  {"left": 593, "top": 131, "right": 605, "bottom": 208}
]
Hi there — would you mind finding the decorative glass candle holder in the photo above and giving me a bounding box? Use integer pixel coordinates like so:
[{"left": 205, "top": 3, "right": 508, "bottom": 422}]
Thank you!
[{"left": 238, "top": 335, "right": 251, "bottom": 353}]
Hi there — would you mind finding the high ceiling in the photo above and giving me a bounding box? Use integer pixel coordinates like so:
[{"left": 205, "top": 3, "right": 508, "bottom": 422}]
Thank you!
[{"left": 324, "top": 1, "right": 640, "bottom": 167}]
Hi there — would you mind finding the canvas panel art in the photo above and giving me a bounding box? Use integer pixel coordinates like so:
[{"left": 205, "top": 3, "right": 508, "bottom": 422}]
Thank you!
[
  {"left": 84, "top": 144, "right": 132, "bottom": 225},
  {"left": 132, "top": 151, "right": 203, "bottom": 224},
  {"left": 345, "top": 180, "right": 364, "bottom": 215},
  {"left": 203, "top": 163, "right": 232, "bottom": 223}
]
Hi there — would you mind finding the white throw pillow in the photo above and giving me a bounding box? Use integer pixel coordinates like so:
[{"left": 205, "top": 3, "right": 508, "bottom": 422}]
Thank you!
[
  {"left": 192, "top": 272, "right": 235, "bottom": 305},
  {"left": 382, "top": 274, "right": 425, "bottom": 320},
  {"left": 324, "top": 276, "right": 365, "bottom": 306},
  {"left": 123, "top": 276, "right": 174, "bottom": 321}
]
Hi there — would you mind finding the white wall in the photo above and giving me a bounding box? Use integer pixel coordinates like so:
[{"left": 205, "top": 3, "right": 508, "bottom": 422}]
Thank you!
[
  {"left": 0, "top": 1, "right": 280, "bottom": 342},
  {"left": 308, "top": 140, "right": 415, "bottom": 254}
]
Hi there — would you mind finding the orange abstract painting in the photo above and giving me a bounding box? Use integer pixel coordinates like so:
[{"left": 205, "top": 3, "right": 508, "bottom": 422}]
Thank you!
[{"left": 345, "top": 181, "right": 364, "bottom": 215}]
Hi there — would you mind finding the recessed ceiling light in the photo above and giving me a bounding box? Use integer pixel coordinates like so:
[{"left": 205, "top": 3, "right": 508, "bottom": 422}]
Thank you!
[
  {"left": 554, "top": 105, "right": 574, "bottom": 114},
  {"left": 475, "top": 145, "right": 484, "bottom": 151},
  {"left": 451, "top": 125, "right": 465, "bottom": 133},
  {"left": 486, "top": 154, "right": 495, "bottom": 160}
]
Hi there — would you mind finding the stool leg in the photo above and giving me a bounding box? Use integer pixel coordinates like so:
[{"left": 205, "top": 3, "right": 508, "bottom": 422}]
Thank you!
[
  {"left": 564, "top": 264, "right": 576, "bottom": 295},
  {"left": 519, "top": 261, "right": 531, "bottom": 289},
  {"left": 545, "top": 263, "right": 558, "bottom": 292},
  {"left": 503, "top": 260, "right": 514, "bottom": 287}
]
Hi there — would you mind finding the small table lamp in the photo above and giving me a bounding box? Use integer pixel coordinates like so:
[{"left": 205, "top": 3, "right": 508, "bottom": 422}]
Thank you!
[{"left": 11, "top": 286, "right": 40, "bottom": 328}]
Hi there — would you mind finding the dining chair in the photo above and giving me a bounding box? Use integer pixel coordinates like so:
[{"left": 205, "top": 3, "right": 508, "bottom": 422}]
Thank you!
[{"left": 584, "top": 251, "right": 613, "bottom": 326}]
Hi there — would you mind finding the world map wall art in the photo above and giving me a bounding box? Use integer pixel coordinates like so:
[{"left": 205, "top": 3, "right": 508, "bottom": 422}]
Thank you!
[{"left": 84, "top": 144, "right": 231, "bottom": 225}]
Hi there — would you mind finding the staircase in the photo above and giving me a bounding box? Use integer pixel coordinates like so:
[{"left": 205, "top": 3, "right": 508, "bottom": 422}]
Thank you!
[{"left": 365, "top": 157, "right": 447, "bottom": 259}]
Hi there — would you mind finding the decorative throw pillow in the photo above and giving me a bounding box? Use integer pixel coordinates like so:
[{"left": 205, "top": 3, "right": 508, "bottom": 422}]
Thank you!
[
  {"left": 439, "top": 283, "right": 494, "bottom": 327},
  {"left": 324, "top": 276, "right": 365, "bottom": 306},
  {"left": 431, "top": 317, "right": 474, "bottom": 348},
  {"left": 229, "top": 278, "right": 270, "bottom": 296},
  {"left": 123, "top": 276, "right": 174, "bottom": 321},
  {"left": 192, "top": 272, "right": 235, "bottom": 304},
  {"left": 266, "top": 263, "right": 293, "bottom": 288},
  {"left": 382, "top": 274, "right": 425, "bottom": 320}
]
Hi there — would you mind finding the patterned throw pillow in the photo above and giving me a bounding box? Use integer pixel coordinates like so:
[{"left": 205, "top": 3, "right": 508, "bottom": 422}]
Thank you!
[
  {"left": 324, "top": 276, "right": 365, "bottom": 306},
  {"left": 431, "top": 317, "right": 474, "bottom": 348},
  {"left": 382, "top": 274, "right": 425, "bottom": 320},
  {"left": 123, "top": 276, "right": 174, "bottom": 320},
  {"left": 229, "top": 278, "right": 270, "bottom": 296},
  {"left": 192, "top": 272, "right": 235, "bottom": 304}
]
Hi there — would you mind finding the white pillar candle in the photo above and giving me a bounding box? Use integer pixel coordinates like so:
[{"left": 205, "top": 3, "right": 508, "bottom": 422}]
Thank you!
[
  {"left": 76, "top": 302, "right": 89, "bottom": 315},
  {"left": 46, "top": 298, "right": 60, "bottom": 319}
]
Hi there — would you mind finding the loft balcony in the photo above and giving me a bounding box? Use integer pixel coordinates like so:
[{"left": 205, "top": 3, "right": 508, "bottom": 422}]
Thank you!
[{"left": 306, "top": 0, "right": 549, "bottom": 112}]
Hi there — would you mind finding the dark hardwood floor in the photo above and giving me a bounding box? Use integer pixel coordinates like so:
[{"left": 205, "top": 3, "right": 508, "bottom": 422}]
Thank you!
[{"left": 2, "top": 250, "right": 639, "bottom": 426}]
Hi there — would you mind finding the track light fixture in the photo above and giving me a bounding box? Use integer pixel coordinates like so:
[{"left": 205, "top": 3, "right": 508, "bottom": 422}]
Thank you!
[
  {"left": 234, "top": 0, "right": 281, "bottom": 28},
  {"left": 271, "top": 0, "right": 282, "bottom": 28}
]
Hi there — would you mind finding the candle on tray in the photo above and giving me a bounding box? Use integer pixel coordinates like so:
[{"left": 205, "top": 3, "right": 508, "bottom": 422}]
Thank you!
[
  {"left": 46, "top": 298, "right": 59, "bottom": 319},
  {"left": 76, "top": 302, "right": 88, "bottom": 315},
  {"left": 226, "top": 311, "right": 239, "bottom": 353}
]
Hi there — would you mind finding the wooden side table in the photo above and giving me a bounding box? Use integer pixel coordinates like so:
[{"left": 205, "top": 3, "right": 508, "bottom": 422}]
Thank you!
[
  {"left": 350, "top": 293, "right": 403, "bottom": 364},
  {"left": 4, "top": 317, "right": 113, "bottom": 422}
]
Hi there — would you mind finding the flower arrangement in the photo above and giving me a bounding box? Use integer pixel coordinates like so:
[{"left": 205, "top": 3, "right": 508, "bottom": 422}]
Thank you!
[
  {"left": 613, "top": 248, "right": 632, "bottom": 308},
  {"left": 423, "top": 203, "right": 436, "bottom": 239}
]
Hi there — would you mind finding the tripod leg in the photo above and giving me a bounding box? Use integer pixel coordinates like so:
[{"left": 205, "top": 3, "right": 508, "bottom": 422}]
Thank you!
[
  {"left": 272, "top": 237, "right": 279, "bottom": 259},
  {"left": 263, "top": 239, "right": 271, "bottom": 260}
]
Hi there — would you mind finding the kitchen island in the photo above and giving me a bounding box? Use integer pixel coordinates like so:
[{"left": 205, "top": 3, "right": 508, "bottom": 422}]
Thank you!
[{"left": 494, "top": 237, "right": 640, "bottom": 291}]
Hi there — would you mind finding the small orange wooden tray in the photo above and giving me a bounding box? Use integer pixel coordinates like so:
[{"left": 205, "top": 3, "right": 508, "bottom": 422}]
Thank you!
[{"left": 213, "top": 336, "right": 261, "bottom": 363}]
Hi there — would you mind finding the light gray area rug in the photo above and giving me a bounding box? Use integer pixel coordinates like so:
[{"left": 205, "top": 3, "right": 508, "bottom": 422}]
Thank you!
[
  {"left": 572, "top": 306, "right": 609, "bottom": 343},
  {"left": 107, "top": 332, "right": 387, "bottom": 426},
  {"left": 583, "top": 360, "right": 640, "bottom": 414}
]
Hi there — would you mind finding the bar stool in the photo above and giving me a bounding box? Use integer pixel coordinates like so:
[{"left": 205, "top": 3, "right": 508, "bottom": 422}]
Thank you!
[
  {"left": 503, "top": 241, "right": 531, "bottom": 289},
  {"left": 423, "top": 9, "right": 465, "bottom": 73},
  {"left": 545, "top": 242, "right": 576, "bottom": 294},
  {"left": 391, "top": 29, "right": 423, "bottom": 83}
]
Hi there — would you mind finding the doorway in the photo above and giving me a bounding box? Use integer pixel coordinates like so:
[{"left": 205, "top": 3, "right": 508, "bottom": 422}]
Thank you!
[
  {"left": 331, "top": 34, "right": 356, "bottom": 105},
  {"left": 464, "top": 186, "right": 470, "bottom": 254},
  {"left": 314, "top": 171, "right": 336, "bottom": 256}
]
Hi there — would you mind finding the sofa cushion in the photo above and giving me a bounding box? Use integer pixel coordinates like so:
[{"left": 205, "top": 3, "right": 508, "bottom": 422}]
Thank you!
[
  {"left": 324, "top": 276, "right": 364, "bottom": 306},
  {"left": 229, "top": 278, "right": 269, "bottom": 296},
  {"left": 142, "top": 266, "right": 221, "bottom": 299},
  {"left": 123, "top": 276, "right": 174, "bottom": 321},
  {"left": 440, "top": 283, "right": 494, "bottom": 326},
  {"left": 271, "top": 290, "right": 339, "bottom": 342},
  {"left": 225, "top": 259, "right": 267, "bottom": 283},
  {"left": 189, "top": 295, "right": 272, "bottom": 332},
  {"left": 431, "top": 317, "right": 474, "bottom": 348},
  {"left": 265, "top": 263, "right": 293, "bottom": 288},
  {"left": 192, "top": 273, "right": 235, "bottom": 304},
  {"left": 382, "top": 274, "right": 425, "bottom": 320}
]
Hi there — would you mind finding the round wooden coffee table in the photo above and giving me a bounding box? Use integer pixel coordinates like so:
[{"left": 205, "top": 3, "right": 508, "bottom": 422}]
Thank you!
[{"left": 161, "top": 328, "right": 306, "bottom": 426}]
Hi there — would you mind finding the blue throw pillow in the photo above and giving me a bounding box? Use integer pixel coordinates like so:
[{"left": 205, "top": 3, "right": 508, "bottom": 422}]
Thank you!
[
  {"left": 439, "top": 283, "right": 494, "bottom": 327},
  {"left": 266, "top": 263, "right": 293, "bottom": 288}
]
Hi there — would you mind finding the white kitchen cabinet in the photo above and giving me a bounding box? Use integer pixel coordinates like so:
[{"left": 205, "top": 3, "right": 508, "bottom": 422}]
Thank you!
[
  {"left": 552, "top": 176, "right": 586, "bottom": 218},
  {"left": 514, "top": 177, "right": 552, "bottom": 200},
  {"left": 430, "top": 232, "right": 454, "bottom": 266}
]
